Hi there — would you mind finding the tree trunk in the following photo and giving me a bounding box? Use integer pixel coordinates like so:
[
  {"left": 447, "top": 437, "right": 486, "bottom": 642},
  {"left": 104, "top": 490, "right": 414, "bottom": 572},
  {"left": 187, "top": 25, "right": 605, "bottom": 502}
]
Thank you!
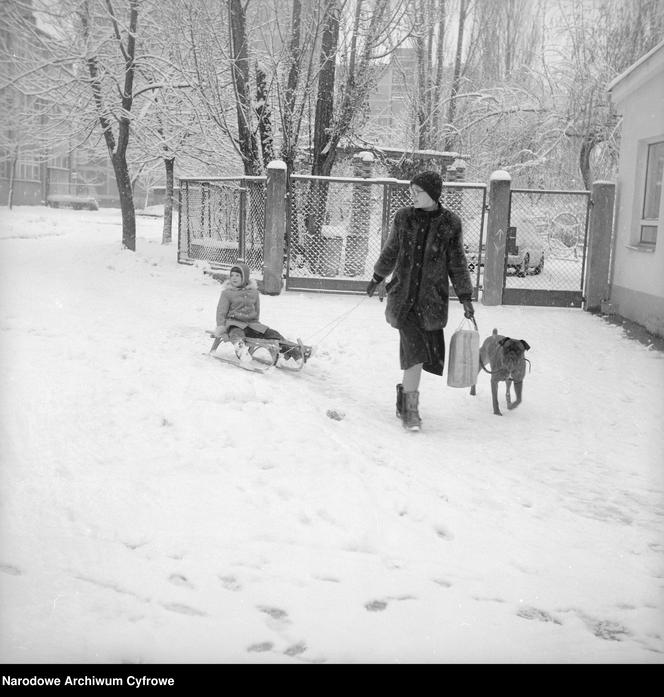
[
  {"left": 280, "top": 0, "right": 302, "bottom": 172},
  {"left": 414, "top": 2, "right": 428, "bottom": 149},
  {"left": 579, "top": 134, "right": 598, "bottom": 191},
  {"left": 433, "top": 0, "right": 447, "bottom": 143},
  {"left": 311, "top": 0, "right": 340, "bottom": 177},
  {"left": 314, "top": 0, "right": 387, "bottom": 177},
  {"left": 80, "top": 0, "right": 138, "bottom": 251},
  {"left": 229, "top": 0, "right": 262, "bottom": 175},
  {"left": 7, "top": 148, "right": 17, "bottom": 209},
  {"left": 444, "top": 0, "right": 467, "bottom": 151},
  {"left": 112, "top": 153, "right": 136, "bottom": 251},
  {"left": 163, "top": 157, "right": 174, "bottom": 245},
  {"left": 255, "top": 64, "right": 275, "bottom": 168},
  {"left": 281, "top": 0, "right": 303, "bottom": 251}
]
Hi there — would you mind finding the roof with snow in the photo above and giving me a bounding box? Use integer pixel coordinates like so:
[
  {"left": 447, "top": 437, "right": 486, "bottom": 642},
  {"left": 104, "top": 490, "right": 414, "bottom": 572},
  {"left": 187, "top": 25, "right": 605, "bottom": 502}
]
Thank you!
[{"left": 606, "top": 40, "right": 664, "bottom": 104}]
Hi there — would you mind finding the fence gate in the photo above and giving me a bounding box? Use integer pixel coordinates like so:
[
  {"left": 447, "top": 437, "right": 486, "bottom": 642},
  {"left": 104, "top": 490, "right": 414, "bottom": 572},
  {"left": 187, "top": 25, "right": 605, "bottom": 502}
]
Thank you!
[
  {"left": 504, "top": 189, "right": 591, "bottom": 307},
  {"left": 286, "top": 175, "right": 485, "bottom": 299},
  {"left": 177, "top": 177, "right": 266, "bottom": 272}
]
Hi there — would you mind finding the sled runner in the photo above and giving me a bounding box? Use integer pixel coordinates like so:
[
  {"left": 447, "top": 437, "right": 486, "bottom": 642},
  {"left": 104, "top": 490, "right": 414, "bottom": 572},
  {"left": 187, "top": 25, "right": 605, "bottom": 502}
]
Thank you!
[
  {"left": 208, "top": 350, "right": 272, "bottom": 373},
  {"left": 206, "top": 331, "right": 313, "bottom": 373}
]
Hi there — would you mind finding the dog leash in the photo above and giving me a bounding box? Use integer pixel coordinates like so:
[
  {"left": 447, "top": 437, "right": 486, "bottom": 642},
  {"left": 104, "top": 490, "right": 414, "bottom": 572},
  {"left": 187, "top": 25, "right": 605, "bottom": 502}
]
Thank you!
[{"left": 479, "top": 350, "right": 532, "bottom": 377}]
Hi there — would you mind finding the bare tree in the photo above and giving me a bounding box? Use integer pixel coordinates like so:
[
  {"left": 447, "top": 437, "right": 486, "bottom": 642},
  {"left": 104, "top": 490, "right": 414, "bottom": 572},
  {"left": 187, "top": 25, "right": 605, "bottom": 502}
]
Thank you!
[
  {"left": 311, "top": 0, "right": 341, "bottom": 176},
  {"left": 312, "top": 0, "right": 411, "bottom": 176},
  {"left": 255, "top": 62, "right": 275, "bottom": 168},
  {"left": 279, "top": 0, "right": 304, "bottom": 172},
  {"left": 555, "top": 0, "right": 664, "bottom": 189},
  {"left": 443, "top": 0, "right": 469, "bottom": 150},
  {"left": 0, "top": 0, "right": 173, "bottom": 250},
  {"left": 228, "top": 0, "right": 262, "bottom": 175},
  {"left": 80, "top": 0, "right": 140, "bottom": 249}
]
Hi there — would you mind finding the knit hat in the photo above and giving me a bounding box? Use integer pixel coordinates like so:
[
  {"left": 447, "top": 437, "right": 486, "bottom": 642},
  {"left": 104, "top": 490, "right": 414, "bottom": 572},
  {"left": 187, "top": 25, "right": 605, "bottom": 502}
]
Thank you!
[
  {"left": 410, "top": 171, "right": 442, "bottom": 202},
  {"left": 230, "top": 261, "right": 250, "bottom": 286}
]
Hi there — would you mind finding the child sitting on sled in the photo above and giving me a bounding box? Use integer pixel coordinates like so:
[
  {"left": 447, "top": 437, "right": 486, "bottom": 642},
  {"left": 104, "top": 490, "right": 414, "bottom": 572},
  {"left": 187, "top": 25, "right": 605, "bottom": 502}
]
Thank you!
[{"left": 213, "top": 261, "right": 302, "bottom": 362}]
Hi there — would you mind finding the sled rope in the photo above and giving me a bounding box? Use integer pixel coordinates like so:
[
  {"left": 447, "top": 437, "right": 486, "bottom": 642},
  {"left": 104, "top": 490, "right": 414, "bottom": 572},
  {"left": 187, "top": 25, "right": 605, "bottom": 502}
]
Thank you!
[{"left": 304, "top": 295, "right": 369, "bottom": 345}]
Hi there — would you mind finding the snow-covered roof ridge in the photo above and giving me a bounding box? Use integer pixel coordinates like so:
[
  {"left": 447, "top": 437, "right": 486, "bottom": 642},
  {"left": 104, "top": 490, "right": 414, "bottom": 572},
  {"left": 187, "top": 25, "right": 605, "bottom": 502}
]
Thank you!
[{"left": 607, "top": 40, "right": 664, "bottom": 102}]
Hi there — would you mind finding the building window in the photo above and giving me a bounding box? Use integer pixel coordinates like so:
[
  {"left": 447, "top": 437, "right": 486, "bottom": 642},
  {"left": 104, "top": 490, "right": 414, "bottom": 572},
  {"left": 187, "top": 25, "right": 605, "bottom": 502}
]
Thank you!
[
  {"left": 640, "top": 140, "right": 663, "bottom": 245},
  {"left": 16, "top": 151, "right": 40, "bottom": 183}
]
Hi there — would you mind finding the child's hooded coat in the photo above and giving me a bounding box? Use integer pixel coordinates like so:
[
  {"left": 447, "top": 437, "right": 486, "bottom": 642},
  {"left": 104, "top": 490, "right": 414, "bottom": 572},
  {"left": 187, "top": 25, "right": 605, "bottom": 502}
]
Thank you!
[{"left": 216, "top": 262, "right": 268, "bottom": 333}]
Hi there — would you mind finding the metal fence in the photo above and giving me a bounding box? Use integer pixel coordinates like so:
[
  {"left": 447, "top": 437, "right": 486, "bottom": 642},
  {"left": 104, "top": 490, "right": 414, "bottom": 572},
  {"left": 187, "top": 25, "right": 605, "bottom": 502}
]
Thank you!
[
  {"left": 287, "top": 175, "right": 390, "bottom": 283},
  {"left": 178, "top": 173, "right": 487, "bottom": 297},
  {"left": 506, "top": 189, "right": 590, "bottom": 305},
  {"left": 178, "top": 176, "right": 267, "bottom": 272},
  {"left": 178, "top": 173, "right": 594, "bottom": 307},
  {"left": 287, "top": 175, "right": 486, "bottom": 296}
]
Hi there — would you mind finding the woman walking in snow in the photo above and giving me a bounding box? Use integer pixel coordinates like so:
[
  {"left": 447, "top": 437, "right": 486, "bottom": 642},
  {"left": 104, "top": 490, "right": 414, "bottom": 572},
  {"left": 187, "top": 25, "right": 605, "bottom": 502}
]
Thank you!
[{"left": 366, "top": 171, "right": 475, "bottom": 431}]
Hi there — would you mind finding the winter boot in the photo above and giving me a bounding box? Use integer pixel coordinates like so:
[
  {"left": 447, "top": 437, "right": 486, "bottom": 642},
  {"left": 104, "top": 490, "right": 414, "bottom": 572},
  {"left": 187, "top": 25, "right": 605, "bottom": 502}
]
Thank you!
[
  {"left": 284, "top": 344, "right": 302, "bottom": 362},
  {"left": 395, "top": 383, "right": 403, "bottom": 418},
  {"left": 234, "top": 340, "right": 252, "bottom": 363},
  {"left": 401, "top": 390, "right": 422, "bottom": 431}
]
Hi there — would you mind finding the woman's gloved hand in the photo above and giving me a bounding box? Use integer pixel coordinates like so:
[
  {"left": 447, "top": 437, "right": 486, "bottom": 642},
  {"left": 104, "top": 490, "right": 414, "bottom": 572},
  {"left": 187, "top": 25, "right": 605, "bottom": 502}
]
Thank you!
[
  {"left": 462, "top": 299, "right": 475, "bottom": 319},
  {"left": 366, "top": 274, "right": 384, "bottom": 297}
]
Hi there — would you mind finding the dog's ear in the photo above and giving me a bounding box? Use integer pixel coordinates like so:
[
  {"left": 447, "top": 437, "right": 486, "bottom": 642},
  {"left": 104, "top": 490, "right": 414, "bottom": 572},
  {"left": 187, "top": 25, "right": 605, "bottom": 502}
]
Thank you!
[
  {"left": 520, "top": 340, "right": 531, "bottom": 351},
  {"left": 498, "top": 337, "right": 509, "bottom": 346}
]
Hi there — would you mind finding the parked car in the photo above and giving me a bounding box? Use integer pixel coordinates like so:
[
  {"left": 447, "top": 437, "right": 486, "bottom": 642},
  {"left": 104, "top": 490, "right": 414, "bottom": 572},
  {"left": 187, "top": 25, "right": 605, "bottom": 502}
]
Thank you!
[
  {"left": 465, "top": 243, "right": 484, "bottom": 273},
  {"left": 465, "top": 226, "right": 544, "bottom": 277}
]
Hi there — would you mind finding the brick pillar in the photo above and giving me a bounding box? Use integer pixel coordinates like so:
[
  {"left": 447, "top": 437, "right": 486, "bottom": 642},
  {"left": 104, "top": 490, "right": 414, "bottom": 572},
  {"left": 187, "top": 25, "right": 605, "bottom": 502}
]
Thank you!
[
  {"left": 584, "top": 181, "right": 615, "bottom": 312},
  {"left": 344, "top": 151, "right": 374, "bottom": 276},
  {"left": 263, "top": 160, "right": 287, "bottom": 295},
  {"left": 443, "top": 158, "right": 467, "bottom": 214},
  {"left": 446, "top": 158, "right": 466, "bottom": 182},
  {"left": 482, "top": 170, "right": 512, "bottom": 306}
]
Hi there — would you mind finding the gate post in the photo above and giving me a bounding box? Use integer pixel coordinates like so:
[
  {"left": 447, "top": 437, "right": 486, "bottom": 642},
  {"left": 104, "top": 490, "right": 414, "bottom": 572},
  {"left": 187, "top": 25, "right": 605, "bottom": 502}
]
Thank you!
[
  {"left": 583, "top": 181, "right": 615, "bottom": 313},
  {"left": 482, "top": 170, "right": 511, "bottom": 305},
  {"left": 263, "top": 160, "right": 287, "bottom": 295}
]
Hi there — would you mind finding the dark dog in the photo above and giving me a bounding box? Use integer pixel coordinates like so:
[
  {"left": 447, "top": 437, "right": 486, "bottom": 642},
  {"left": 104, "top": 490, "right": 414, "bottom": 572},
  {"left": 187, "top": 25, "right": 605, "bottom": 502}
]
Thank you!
[{"left": 470, "top": 329, "right": 530, "bottom": 415}]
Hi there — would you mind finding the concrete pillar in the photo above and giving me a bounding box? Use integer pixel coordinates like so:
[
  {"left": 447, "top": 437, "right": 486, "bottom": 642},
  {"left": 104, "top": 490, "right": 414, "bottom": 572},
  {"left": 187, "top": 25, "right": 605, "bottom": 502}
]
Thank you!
[
  {"left": 263, "top": 160, "right": 287, "bottom": 295},
  {"left": 482, "top": 170, "right": 512, "bottom": 306},
  {"left": 584, "top": 181, "right": 615, "bottom": 312}
]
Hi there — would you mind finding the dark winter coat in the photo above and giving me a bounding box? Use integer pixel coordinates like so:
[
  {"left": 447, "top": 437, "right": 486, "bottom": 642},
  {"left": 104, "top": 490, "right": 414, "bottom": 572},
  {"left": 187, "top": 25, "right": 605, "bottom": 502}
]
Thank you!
[
  {"left": 373, "top": 204, "right": 473, "bottom": 331},
  {"left": 216, "top": 279, "right": 268, "bottom": 333}
]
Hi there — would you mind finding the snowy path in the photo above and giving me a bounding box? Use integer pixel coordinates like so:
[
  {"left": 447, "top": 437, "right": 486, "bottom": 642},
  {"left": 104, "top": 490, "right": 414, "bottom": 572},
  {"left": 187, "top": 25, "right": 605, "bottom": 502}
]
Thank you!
[{"left": 0, "top": 207, "right": 662, "bottom": 663}]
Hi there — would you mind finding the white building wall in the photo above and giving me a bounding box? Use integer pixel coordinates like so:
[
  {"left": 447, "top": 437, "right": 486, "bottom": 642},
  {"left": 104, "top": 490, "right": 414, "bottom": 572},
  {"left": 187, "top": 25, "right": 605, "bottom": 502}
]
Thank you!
[{"left": 609, "top": 45, "right": 664, "bottom": 337}]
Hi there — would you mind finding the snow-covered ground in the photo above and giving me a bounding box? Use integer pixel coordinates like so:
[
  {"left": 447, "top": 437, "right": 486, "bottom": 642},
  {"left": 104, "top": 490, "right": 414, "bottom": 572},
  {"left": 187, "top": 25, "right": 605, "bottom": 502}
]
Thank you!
[{"left": 0, "top": 206, "right": 662, "bottom": 664}]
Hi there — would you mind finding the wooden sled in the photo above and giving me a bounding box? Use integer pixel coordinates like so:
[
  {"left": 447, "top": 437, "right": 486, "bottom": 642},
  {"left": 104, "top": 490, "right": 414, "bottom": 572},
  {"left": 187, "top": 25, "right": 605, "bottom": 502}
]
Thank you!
[{"left": 207, "top": 331, "right": 312, "bottom": 372}]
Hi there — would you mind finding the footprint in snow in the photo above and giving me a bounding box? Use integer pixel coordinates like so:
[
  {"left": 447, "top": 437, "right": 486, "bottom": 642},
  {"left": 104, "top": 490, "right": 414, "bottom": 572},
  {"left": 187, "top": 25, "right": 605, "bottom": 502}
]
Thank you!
[
  {"left": 433, "top": 578, "right": 452, "bottom": 588},
  {"left": 435, "top": 526, "right": 454, "bottom": 541},
  {"left": 284, "top": 642, "right": 307, "bottom": 657},
  {"left": 588, "top": 618, "right": 631, "bottom": 641},
  {"left": 365, "top": 596, "right": 416, "bottom": 613},
  {"left": 218, "top": 575, "right": 242, "bottom": 591},
  {"left": 257, "top": 605, "right": 290, "bottom": 630},
  {"left": 0, "top": 563, "right": 22, "bottom": 576},
  {"left": 516, "top": 606, "right": 562, "bottom": 625},
  {"left": 314, "top": 575, "right": 340, "bottom": 583},
  {"left": 168, "top": 573, "right": 194, "bottom": 589},
  {"left": 161, "top": 602, "right": 206, "bottom": 617},
  {"left": 247, "top": 641, "right": 274, "bottom": 653},
  {"left": 473, "top": 595, "right": 506, "bottom": 604}
]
